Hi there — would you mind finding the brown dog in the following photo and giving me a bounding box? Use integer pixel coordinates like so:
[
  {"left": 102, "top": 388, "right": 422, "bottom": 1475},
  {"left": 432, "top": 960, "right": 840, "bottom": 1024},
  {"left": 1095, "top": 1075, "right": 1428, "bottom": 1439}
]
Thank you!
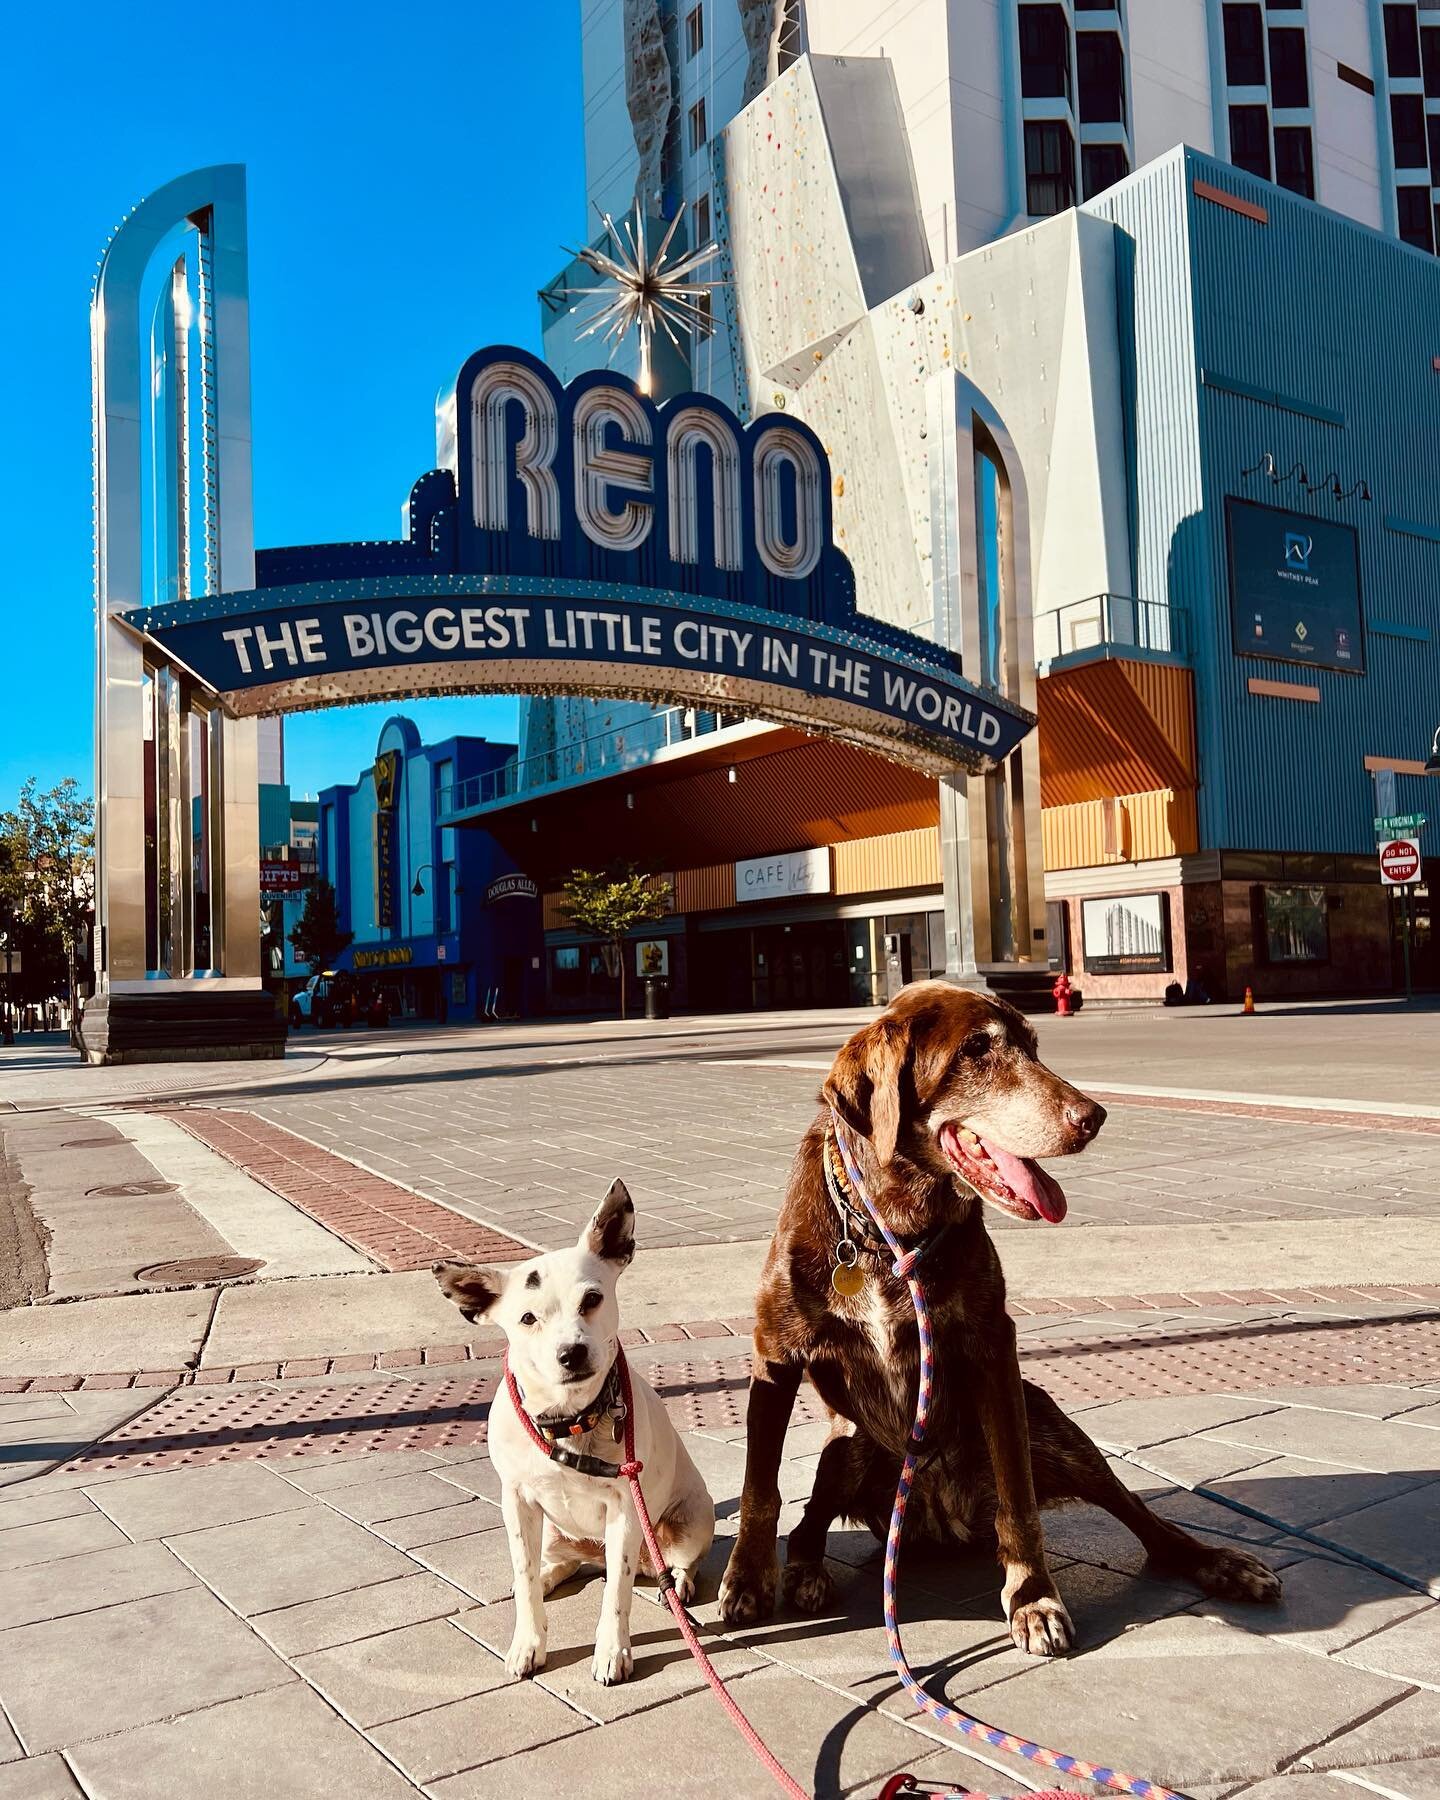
[{"left": 718, "top": 982, "right": 1280, "bottom": 1655}]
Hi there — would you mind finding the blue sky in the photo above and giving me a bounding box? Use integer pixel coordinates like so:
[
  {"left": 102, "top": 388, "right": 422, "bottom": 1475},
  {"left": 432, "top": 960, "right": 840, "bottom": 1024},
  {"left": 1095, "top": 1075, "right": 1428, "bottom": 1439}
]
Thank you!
[{"left": 1, "top": 2, "right": 585, "bottom": 805}]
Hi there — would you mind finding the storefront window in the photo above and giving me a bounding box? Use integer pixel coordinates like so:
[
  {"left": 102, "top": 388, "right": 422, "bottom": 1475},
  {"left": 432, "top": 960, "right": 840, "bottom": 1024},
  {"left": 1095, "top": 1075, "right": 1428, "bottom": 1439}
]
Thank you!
[
  {"left": 552, "top": 945, "right": 583, "bottom": 996},
  {"left": 1262, "top": 885, "right": 1329, "bottom": 963}
]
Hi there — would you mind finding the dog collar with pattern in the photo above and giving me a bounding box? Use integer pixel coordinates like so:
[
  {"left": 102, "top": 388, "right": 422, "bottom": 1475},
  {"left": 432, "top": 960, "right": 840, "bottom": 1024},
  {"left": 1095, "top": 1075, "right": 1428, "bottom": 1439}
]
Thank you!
[
  {"left": 505, "top": 1357, "right": 630, "bottom": 1479},
  {"left": 824, "top": 1119, "right": 954, "bottom": 1274}
]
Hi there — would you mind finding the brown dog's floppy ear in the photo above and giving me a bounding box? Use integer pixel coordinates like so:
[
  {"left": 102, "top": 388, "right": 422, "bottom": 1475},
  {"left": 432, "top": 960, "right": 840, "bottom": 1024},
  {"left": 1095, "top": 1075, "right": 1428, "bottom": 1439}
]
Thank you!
[
  {"left": 822, "top": 1015, "right": 912, "bottom": 1166},
  {"left": 581, "top": 1178, "right": 636, "bottom": 1268},
  {"left": 433, "top": 1260, "right": 505, "bottom": 1323}
]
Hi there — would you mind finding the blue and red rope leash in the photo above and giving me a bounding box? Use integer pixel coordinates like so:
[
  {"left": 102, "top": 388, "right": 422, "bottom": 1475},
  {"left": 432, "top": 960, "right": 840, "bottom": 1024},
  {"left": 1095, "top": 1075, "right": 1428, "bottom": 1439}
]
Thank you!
[{"left": 829, "top": 1113, "right": 1192, "bottom": 1800}]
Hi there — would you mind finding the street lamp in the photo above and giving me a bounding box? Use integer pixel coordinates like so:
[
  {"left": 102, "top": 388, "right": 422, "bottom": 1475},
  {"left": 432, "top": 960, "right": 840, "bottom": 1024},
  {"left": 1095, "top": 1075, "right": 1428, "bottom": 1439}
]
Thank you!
[
  {"left": 411, "top": 864, "right": 434, "bottom": 898},
  {"left": 1425, "top": 726, "right": 1440, "bottom": 776}
]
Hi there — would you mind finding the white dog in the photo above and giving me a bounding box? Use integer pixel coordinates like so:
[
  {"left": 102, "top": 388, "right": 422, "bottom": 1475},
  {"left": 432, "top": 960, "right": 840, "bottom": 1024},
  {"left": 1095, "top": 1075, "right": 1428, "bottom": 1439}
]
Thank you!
[{"left": 433, "top": 1180, "right": 715, "bottom": 1685}]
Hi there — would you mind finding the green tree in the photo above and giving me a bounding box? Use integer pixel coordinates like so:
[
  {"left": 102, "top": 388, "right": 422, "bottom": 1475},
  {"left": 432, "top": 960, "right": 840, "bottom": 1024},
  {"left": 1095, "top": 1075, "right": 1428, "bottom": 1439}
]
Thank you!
[
  {"left": 0, "top": 779, "right": 95, "bottom": 1043},
  {"left": 559, "top": 865, "right": 672, "bottom": 1019},
  {"left": 289, "top": 878, "right": 353, "bottom": 976}
]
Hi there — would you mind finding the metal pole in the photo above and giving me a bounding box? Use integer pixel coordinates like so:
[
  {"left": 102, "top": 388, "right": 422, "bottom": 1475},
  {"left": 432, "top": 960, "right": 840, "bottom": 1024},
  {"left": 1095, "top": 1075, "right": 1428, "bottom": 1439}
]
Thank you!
[
  {"left": 2, "top": 942, "right": 12, "bottom": 1046},
  {"left": 1403, "top": 883, "right": 1414, "bottom": 1003}
]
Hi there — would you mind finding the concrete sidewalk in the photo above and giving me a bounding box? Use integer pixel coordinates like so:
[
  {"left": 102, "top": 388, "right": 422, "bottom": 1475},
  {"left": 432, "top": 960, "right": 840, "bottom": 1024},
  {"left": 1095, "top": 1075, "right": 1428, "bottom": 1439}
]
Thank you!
[{"left": 0, "top": 1306, "right": 1437, "bottom": 1798}]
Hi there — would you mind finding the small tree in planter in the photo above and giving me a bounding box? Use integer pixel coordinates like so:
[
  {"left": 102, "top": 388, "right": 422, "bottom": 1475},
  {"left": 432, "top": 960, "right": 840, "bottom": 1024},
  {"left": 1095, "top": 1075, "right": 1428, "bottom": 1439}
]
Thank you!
[
  {"left": 560, "top": 865, "right": 672, "bottom": 1019},
  {"left": 289, "top": 879, "right": 353, "bottom": 976}
]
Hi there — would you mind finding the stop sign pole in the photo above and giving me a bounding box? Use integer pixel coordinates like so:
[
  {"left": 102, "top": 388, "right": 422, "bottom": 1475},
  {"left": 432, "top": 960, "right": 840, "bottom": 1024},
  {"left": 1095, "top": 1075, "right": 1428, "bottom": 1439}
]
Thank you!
[{"left": 1378, "top": 836, "right": 1423, "bottom": 1002}]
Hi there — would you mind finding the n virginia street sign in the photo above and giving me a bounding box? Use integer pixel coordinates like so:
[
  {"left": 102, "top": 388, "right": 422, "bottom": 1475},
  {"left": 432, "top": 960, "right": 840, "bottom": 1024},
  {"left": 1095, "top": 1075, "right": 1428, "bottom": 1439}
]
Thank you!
[
  {"left": 1375, "top": 813, "right": 1426, "bottom": 836},
  {"left": 1379, "top": 837, "right": 1422, "bottom": 885},
  {"left": 118, "top": 347, "right": 1032, "bottom": 778}
]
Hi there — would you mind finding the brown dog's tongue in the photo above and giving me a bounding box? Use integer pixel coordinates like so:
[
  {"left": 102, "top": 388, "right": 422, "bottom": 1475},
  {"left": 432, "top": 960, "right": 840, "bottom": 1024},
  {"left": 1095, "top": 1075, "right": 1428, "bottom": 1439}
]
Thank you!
[{"left": 982, "top": 1140, "right": 1069, "bottom": 1223}]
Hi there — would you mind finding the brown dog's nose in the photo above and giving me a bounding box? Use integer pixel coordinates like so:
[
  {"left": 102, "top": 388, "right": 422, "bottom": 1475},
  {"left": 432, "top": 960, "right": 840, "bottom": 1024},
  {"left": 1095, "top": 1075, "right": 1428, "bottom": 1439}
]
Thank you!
[{"left": 1066, "top": 1098, "right": 1107, "bottom": 1143}]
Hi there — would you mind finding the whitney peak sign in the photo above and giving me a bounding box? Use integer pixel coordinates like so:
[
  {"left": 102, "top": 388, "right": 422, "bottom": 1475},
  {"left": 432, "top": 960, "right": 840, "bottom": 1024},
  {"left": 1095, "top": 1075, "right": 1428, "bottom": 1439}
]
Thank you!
[{"left": 122, "top": 346, "right": 1033, "bottom": 776}]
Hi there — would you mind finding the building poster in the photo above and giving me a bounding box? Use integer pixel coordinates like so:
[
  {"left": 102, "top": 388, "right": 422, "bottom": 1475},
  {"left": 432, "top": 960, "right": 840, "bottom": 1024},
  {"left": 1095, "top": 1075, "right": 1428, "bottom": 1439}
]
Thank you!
[
  {"left": 1226, "top": 497, "right": 1364, "bottom": 674},
  {"left": 1081, "top": 892, "right": 1171, "bottom": 975},
  {"left": 636, "top": 938, "right": 669, "bottom": 978}
]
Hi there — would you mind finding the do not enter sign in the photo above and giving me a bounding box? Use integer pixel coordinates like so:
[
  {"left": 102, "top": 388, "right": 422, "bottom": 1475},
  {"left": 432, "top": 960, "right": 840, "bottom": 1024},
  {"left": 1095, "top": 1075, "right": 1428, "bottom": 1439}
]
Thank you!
[{"left": 1380, "top": 837, "right": 1422, "bottom": 886}]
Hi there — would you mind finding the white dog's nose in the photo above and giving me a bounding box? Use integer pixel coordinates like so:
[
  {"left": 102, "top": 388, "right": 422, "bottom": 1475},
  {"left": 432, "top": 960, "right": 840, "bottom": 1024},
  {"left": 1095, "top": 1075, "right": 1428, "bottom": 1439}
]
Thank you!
[{"left": 557, "top": 1342, "right": 589, "bottom": 1373}]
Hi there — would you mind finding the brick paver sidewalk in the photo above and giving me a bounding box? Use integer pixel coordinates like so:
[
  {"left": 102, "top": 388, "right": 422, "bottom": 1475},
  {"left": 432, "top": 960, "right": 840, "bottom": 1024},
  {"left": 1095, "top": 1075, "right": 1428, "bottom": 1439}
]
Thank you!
[{"left": 1, "top": 1304, "right": 1437, "bottom": 1799}]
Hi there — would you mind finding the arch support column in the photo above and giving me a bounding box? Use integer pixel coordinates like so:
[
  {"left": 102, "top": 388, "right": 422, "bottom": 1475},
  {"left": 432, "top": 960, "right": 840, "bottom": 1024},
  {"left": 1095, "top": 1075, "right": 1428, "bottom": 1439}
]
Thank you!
[{"left": 927, "top": 370, "right": 1048, "bottom": 1000}]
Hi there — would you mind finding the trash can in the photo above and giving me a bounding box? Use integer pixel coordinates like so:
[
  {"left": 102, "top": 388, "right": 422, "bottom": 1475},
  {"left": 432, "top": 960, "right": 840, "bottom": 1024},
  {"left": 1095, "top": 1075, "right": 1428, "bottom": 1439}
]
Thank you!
[{"left": 643, "top": 976, "right": 670, "bottom": 1020}]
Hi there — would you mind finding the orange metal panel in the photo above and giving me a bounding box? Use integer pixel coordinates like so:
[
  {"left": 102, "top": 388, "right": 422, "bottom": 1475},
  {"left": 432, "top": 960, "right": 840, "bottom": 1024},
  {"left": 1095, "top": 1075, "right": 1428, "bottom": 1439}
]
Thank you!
[
  {"left": 484, "top": 727, "right": 940, "bottom": 886},
  {"left": 1118, "top": 662, "right": 1197, "bottom": 779},
  {"left": 1247, "top": 677, "right": 1320, "bottom": 703},
  {"left": 1041, "top": 789, "right": 1197, "bottom": 871},
  {"left": 1037, "top": 661, "right": 1197, "bottom": 807},
  {"left": 833, "top": 826, "right": 941, "bottom": 896},
  {"left": 675, "top": 863, "right": 736, "bottom": 913},
  {"left": 1193, "top": 179, "right": 1269, "bottom": 225}
]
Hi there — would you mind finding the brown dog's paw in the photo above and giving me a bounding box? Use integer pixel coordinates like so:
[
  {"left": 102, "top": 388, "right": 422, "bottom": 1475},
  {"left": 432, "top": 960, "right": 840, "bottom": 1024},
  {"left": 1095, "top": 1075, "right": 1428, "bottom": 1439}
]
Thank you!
[
  {"left": 1192, "top": 1545, "right": 1282, "bottom": 1604},
  {"left": 1007, "top": 1593, "right": 1075, "bottom": 1657},
  {"left": 782, "top": 1559, "right": 838, "bottom": 1616},
  {"left": 718, "top": 1553, "right": 778, "bottom": 1626}
]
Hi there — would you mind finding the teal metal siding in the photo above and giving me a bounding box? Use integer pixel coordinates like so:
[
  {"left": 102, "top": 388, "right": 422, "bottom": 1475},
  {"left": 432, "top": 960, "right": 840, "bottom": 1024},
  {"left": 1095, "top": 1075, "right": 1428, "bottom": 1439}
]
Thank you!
[{"left": 1084, "top": 147, "right": 1440, "bottom": 854}]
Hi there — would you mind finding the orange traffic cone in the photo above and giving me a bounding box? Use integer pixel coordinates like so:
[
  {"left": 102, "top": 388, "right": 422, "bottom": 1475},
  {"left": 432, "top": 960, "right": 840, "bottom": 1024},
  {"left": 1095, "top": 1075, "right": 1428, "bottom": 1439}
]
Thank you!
[{"left": 1242, "top": 986, "right": 1256, "bottom": 1015}]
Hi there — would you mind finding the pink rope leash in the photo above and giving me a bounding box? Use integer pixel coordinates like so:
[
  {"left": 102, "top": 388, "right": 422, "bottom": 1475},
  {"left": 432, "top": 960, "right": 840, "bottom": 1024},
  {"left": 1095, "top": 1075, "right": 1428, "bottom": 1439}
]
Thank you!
[
  {"left": 614, "top": 1353, "right": 811, "bottom": 1800},
  {"left": 505, "top": 1350, "right": 808, "bottom": 1799}
]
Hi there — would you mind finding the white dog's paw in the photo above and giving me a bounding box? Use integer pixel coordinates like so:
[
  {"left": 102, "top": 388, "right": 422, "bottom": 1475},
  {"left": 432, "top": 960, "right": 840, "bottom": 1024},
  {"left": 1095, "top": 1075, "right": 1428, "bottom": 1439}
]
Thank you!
[
  {"left": 670, "top": 1567, "right": 698, "bottom": 1607},
  {"left": 591, "top": 1633, "right": 634, "bottom": 1686},
  {"left": 505, "top": 1630, "right": 547, "bottom": 1678}
]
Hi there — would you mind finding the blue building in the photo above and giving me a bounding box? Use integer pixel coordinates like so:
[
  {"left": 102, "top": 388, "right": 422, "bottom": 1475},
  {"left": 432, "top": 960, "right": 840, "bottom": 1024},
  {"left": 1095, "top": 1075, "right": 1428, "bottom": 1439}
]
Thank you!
[{"left": 315, "top": 717, "right": 541, "bottom": 1021}]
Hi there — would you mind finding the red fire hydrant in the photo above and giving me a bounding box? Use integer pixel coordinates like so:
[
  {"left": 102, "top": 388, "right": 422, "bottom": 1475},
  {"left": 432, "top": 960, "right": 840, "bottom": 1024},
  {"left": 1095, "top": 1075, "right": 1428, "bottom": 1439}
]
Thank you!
[{"left": 1053, "top": 973, "right": 1073, "bottom": 1017}]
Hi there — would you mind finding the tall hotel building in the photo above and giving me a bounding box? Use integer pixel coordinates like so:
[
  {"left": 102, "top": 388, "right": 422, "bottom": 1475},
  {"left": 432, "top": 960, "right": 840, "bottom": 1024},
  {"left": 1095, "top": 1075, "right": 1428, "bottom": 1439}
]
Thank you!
[{"left": 441, "top": 0, "right": 1440, "bottom": 1009}]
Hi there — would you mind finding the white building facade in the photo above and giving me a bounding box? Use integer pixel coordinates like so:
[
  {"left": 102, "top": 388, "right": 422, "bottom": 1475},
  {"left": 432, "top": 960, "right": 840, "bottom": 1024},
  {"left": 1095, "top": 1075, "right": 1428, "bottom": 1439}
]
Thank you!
[{"left": 491, "top": 1, "right": 1440, "bottom": 1012}]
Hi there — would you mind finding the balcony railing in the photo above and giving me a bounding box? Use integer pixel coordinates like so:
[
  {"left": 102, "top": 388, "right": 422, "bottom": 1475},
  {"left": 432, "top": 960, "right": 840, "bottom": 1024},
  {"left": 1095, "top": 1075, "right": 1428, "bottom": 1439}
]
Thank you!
[
  {"left": 1032, "top": 594, "right": 1188, "bottom": 668},
  {"left": 437, "top": 705, "right": 743, "bottom": 818}
]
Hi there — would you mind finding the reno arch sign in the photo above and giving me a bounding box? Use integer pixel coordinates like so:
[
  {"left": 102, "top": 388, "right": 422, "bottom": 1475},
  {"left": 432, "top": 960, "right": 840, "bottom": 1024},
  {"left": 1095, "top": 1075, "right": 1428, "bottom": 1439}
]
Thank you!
[{"left": 122, "top": 347, "right": 1032, "bottom": 776}]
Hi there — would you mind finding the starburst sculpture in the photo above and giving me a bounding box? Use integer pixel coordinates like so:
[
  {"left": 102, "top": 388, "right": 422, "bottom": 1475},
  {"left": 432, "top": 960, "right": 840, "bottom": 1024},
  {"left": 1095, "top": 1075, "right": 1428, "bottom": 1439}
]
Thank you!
[{"left": 566, "top": 200, "right": 720, "bottom": 396}]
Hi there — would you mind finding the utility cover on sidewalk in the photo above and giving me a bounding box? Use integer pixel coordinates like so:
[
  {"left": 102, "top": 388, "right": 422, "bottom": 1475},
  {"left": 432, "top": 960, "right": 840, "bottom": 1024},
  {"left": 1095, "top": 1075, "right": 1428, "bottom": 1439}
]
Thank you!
[{"left": 135, "top": 1255, "right": 264, "bottom": 1285}]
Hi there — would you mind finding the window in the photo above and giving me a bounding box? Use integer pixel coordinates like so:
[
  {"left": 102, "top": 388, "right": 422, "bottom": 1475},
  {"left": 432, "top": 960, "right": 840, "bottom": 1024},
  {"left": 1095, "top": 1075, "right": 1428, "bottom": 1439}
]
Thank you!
[
  {"left": 694, "top": 191, "right": 711, "bottom": 246},
  {"left": 685, "top": 4, "right": 703, "bottom": 59},
  {"left": 1018, "top": 5, "right": 1072, "bottom": 101},
  {"left": 1073, "top": 0, "right": 1113, "bottom": 9},
  {"left": 1397, "top": 182, "right": 1435, "bottom": 248},
  {"left": 688, "top": 98, "right": 707, "bottom": 153},
  {"left": 1262, "top": 886, "right": 1329, "bottom": 963},
  {"left": 1392, "top": 93, "right": 1429, "bottom": 165},
  {"left": 1024, "top": 119, "right": 1076, "bottom": 216},
  {"left": 1077, "top": 31, "right": 1126, "bottom": 123},
  {"left": 1430, "top": 114, "right": 1440, "bottom": 180},
  {"left": 1224, "top": 5, "right": 1266, "bottom": 86},
  {"left": 1424, "top": 26, "right": 1440, "bottom": 97},
  {"left": 1274, "top": 125, "right": 1315, "bottom": 196},
  {"left": 1082, "top": 141, "right": 1130, "bottom": 197},
  {"left": 551, "top": 945, "right": 583, "bottom": 997},
  {"left": 1267, "top": 27, "right": 1309, "bottom": 107},
  {"left": 1385, "top": 3, "right": 1422, "bottom": 79},
  {"left": 1229, "top": 104, "right": 1272, "bottom": 178}
]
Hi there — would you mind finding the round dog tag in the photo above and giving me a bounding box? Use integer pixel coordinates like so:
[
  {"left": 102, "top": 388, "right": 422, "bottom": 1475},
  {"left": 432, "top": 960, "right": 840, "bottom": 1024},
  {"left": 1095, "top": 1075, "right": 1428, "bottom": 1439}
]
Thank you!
[{"left": 831, "top": 1261, "right": 867, "bottom": 1298}]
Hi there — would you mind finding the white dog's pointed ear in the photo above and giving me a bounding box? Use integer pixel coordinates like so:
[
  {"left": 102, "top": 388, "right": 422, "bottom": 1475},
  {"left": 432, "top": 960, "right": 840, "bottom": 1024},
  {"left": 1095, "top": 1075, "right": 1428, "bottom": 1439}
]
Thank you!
[
  {"left": 433, "top": 1260, "right": 506, "bottom": 1322},
  {"left": 582, "top": 1178, "right": 635, "bottom": 1268}
]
